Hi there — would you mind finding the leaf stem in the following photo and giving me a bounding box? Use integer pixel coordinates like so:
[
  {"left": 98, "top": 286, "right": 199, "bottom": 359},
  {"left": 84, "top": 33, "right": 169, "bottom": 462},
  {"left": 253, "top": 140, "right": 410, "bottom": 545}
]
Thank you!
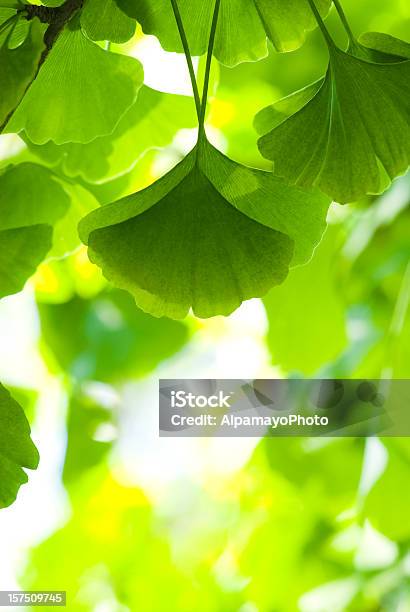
[
  {"left": 198, "top": 0, "right": 221, "bottom": 137},
  {"left": 170, "top": 0, "right": 201, "bottom": 120},
  {"left": 332, "top": 0, "right": 356, "bottom": 46},
  {"left": 306, "top": 0, "right": 334, "bottom": 48}
]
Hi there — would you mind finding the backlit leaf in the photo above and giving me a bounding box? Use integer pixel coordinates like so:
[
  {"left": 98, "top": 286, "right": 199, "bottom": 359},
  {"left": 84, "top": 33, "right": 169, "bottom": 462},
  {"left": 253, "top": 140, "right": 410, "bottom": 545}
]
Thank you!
[
  {"left": 79, "top": 137, "right": 329, "bottom": 319},
  {"left": 0, "top": 17, "right": 44, "bottom": 127},
  {"left": 0, "top": 163, "right": 70, "bottom": 297},
  {"left": 0, "top": 226, "right": 51, "bottom": 298},
  {"left": 115, "top": 0, "right": 331, "bottom": 66},
  {"left": 24, "top": 86, "right": 198, "bottom": 184},
  {"left": 50, "top": 182, "right": 99, "bottom": 258},
  {"left": 258, "top": 43, "right": 410, "bottom": 203},
  {"left": 81, "top": 0, "right": 135, "bottom": 44},
  {"left": 0, "top": 383, "right": 39, "bottom": 509},
  {"left": 6, "top": 21, "right": 143, "bottom": 144}
]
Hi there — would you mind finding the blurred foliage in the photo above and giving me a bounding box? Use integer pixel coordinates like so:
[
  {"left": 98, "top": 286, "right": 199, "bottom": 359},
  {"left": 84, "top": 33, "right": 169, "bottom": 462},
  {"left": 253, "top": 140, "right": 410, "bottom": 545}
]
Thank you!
[{"left": 38, "top": 288, "right": 190, "bottom": 382}]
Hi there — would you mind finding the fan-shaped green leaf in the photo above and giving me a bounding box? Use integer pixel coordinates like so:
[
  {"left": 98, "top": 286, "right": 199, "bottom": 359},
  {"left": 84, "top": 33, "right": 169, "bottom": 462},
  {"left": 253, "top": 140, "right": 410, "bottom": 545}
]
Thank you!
[
  {"left": 0, "top": 163, "right": 69, "bottom": 228},
  {"left": 255, "top": 33, "right": 410, "bottom": 138},
  {"left": 258, "top": 45, "right": 410, "bottom": 203},
  {"left": 24, "top": 86, "right": 198, "bottom": 183},
  {"left": 0, "top": 163, "right": 70, "bottom": 297},
  {"left": 0, "top": 226, "right": 51, "bottom": 298},
  {"left": 81, "top": 0, "right": 135, "bottom": 43},
  {"left": 50, "top": 182, "right": 99, "bottom": 258},
  {"left": 6, "top": 22, "right": 143, "bottom": 144},
  {"left": 79, "top": 138, "right": 329, "bottom": 319},
  {"left": 0, "top": 17, "right": 44, "bottom": 127},
  {"left": 115, "top": 0, "right": 331, "bottom": 66},
  {"left": 201, "top": 143, "right": 329, "bottom": 266},
  {"left": 0, "top": 383, "right": 39, "bottom": 509}
]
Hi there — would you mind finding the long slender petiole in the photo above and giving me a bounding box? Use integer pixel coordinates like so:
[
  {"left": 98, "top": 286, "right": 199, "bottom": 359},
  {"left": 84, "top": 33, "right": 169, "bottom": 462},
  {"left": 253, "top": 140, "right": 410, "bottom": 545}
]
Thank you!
[
  {"left": 306, "top": 0, "right": 335, "bottom": 49},
  {"left": 170, "top": 0, "right": 201, "bottom": 119},
  {"left": 198, "top": 0, "right": 221, "bottom": 136},
  {"left": 332, "top": 0, "right": 356, "bottom": 45}
]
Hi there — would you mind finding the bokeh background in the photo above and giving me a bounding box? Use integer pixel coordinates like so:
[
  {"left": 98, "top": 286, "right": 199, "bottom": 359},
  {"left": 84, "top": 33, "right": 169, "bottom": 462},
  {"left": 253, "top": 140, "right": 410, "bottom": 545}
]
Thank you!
[{"left": 0, "top": 0, "right": 410, "bottom": 610}]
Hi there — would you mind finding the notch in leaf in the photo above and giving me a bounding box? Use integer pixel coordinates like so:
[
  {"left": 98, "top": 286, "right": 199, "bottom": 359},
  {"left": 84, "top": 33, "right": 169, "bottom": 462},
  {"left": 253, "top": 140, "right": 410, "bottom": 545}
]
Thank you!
[
  {"left": 24, "top": 86, "right": 198, "bottom": 184},
  {"left": 257, "top": 0, "right": 410, "bottom": 204},
  {"left": 81, "top": 0, "right": 135, "bottom": 44},
  {"left": 80, "top": 0, "right": 329, "bottom": 319},
  {"left": 0, "top": 383, "right": 39, "bottom": 509},
  {"left": 5, "top": 18, "right": 143, "bottom": 144}
]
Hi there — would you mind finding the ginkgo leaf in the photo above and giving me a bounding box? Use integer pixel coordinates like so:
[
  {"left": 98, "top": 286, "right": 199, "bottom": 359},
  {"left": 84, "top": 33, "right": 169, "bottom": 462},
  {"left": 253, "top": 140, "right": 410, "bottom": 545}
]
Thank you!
[
  {"left": 0, "top": 383, "right": 39, "bottom": 509},
  {"left": 81, "top": 0, "right": 135, "bottom": 44},
  {"left": 258, "top": 44, "right": 410, "bottom": 203},
  {"left": 201, "top": 142, "right": 329, "bottom": 266},
  {"left": 0, "top": 163, "right": 70, "bottom": 297},
  {"left": 0, "top": 7, "right": 15, "bottom": 34},
  {"left": 79, "top": 138, "right": 329, "bottom": 319},
  {"left": 115, "top": 0, "right": 331, "bottom": 66},
  {"left": 6, "top": 21, "right": 143, "bottom": 144},
  {"left": 0, "top": 17, "right": 44, "bottom": 127},
  {"left": 358, "top": 32, "right": 410, "bottom": 62},
  {"left": 24, "top": 86, "right": 198, "bottom": 183},
  {"left": 0, "top": 226, "right": 52, "bottom": 298}
]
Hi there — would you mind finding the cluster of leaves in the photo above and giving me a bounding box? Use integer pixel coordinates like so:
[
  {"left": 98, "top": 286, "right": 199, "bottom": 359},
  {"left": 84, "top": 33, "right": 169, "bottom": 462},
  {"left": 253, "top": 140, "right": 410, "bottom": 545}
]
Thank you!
[
  {"left": 1, "top": 0, "right": 409, "bottom": 321},
  {"left": 0, "top": 3, "right": 409, "bottom": 607},
  {"left": 0, "top": 0, "right": 409, "bottom": 506}
]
